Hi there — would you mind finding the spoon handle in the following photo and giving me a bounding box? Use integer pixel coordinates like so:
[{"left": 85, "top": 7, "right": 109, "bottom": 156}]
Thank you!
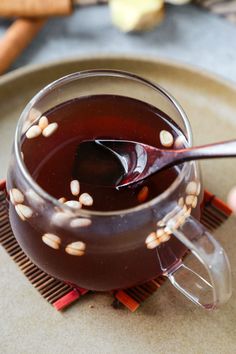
[{"left": 174, "top": 139, "right": 236, "bottom": 163}]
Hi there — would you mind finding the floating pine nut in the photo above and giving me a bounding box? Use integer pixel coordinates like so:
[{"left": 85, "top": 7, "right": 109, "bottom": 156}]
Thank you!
[
  {"left": 186, "top": 181, "right": 198, "bottom": 195},
  {"left": 26, "top": 125, "right": 42, "bottom": 139},
  {"left": 145, "top": 232, "right": 157, "bottom": 244},
  {"left": 156, "top": 228, "right": 165, "bottom": 238},
  {"left": 10, "top": 188, "right": 24, "bottom": 205},
  {"left": 42, "top": 233, "right": 61, "bottom": 250},
  {"left": 42, "top": 122, "right": 58, "bottom": 137},
  {"left": 38, "top": 115, "right": 49, "bottom": 130},
  {"left": 145, "top": 232, "right": 160, "bottom": 249},
  {"left": 185, "top": 195, "right": 197, "bottom": 207},
  {"left": 64, "top": 200, "right": 82, "bottom": 209},
  {"left": 137, "top": 186, "right": 149, "bottom": 203},
  {"left": 52, "top": 212, "right": 71, "bottom": 226},
  {"left": 15, "top": 204, "right": 33, "bottom": 220},
  {"left": 65, "top": 241, "right": 86, "bottom": 256},
  {"left": 178, "top": 197, "right": 184, "bottom": 208},
  {"left": 70, "top": 218, "right": 92, "bottom": 228},
  {"left": 159, "top": 233, "right": 171, "bottom": 243},
  {"left": 164, "top": 226, "right": 172, "bottom": 235},
  {"left": 70, "top": 180, "right": 80, "bottom": 196},
  {"left": 79, "top": 193, "right": 93, "bottom": 206},
  {"left": 160, "top": 130, "right": 174, "bottom": 148},
  {"left": 15, "top": 205, "right": 26, "bottom": 221},
  {"left": 21, "top": 152, "right": 24, "bottom": 160},
  {"left": 58, "top": 197, "right": 67, "bottom": 204}
]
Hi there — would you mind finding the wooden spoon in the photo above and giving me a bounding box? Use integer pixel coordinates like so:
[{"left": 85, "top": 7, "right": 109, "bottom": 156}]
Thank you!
[{"left": 96, "top": 139, "right": 236, "bottom": 187}]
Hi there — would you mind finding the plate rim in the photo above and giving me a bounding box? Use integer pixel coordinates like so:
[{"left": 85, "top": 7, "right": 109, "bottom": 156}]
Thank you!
[{"left": 0, "top": 54, "right": 236, "bottom": 93}]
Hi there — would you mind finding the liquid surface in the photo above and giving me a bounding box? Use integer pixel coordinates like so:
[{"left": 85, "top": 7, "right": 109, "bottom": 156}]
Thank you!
[{"left": 22, "top": 95, "right": 184, "bottom": 211}]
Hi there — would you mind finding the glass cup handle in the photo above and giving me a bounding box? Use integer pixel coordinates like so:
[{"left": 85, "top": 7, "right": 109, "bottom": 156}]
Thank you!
[{"left": 159, "top": 216, "right": 232, "bottom": 309}]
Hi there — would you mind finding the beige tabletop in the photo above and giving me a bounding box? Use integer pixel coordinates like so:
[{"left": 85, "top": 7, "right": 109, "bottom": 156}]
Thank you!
[{"left": 0, "top": 57, "right": 236, "bottom": 353}]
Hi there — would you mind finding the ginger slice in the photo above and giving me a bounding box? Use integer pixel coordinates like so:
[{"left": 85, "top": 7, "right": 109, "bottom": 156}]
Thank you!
[{"left": 109, "top": 0, "right": 165, "bottom": 32}]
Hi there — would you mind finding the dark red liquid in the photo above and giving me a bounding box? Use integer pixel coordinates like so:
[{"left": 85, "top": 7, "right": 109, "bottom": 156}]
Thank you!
[
  {"left": 23, "top": 95, "right": 184, "bottom": 211},
  {"left": 7, "top": 95, "right": 200, "bottom": 291}
]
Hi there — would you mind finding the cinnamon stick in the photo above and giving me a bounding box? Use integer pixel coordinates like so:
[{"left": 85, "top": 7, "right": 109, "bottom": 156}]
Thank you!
[
  {"left": 0, "top": 18, "right": 45, "bottom": 75},
  {"left": 0, "top": 0, "right": 108, "bottom": 18},
  {"left": 0, "top": 0, "right": 72, "bottom": 18}
]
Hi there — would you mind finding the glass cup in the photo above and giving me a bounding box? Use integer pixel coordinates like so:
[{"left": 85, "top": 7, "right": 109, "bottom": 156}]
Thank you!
[{"left": 7, "top": 70, "right": 232, "bottom": 309}]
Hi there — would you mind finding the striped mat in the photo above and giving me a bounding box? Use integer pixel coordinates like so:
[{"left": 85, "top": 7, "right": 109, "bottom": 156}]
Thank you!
[
  {"left": 195, "top": 0, "right": 236, "bottom": 23},
  {"left": 80, "top": 0, "right": 236, "bottom": 24}
]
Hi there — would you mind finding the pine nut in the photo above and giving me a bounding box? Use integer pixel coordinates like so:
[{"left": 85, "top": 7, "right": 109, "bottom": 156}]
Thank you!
[
  {"left": 42, "top": 233, "right": 61, "bottom": 250},
  {"left": 146, "top": 239, "right": 160, "bottom": 249},
  {"left": 64, "top": 200, "right": 82, "bottom": 209},
  {"left": 70, "top": 218, "right": 91, "bottom": 228},
  {"left": 79, "top": 193, "right": 93, "bottom": 206},
  {"left": 159, "top": 233, "right": 171, "bottom": 243},
  {"left": 70, "top": 180, "right": 80, "bottom": 196},
  {"left": 178, "top": 197, "right": 184, "bottom": 207},
  {"left": 145, "top": 232, "right": 157, "bottom": 244},
  {"left": 15, "top": 204, "right": 33, "bottom": 220},
  {"left": 26, "top": 125, "right": 42, "bottom": 139},
  {"left": 65, "top": 241, "right": 86, "bottom": 256},
  {"left": 164, "top": 227, "right": 172, "bottom": 235},
  {"left": 185, "top": 195, "right": 197, "bottom": 207},
  {"left": 42, "top": 122, "right": 58, "bottom": 137},
  {"left": 160, "top": 130, "right": 174, "bottom": 148},
  {"left": 145, "top": 232, "right": 160, "bottom": 249},
  {"left": 58, "top": 197, "right": 67, "bottom": 204},
  {"left": 52, "top": 212, "right": 70, "bottom": 226},
  {"left": 156, "top": 228, "right": 165, "bottom": 238},
  {"left": 9, "top": 188, "right": 24, "bottom": 205},
  {"left": 15, "top": 205, "right": 26, "bottom": 221},
  {"left": 38, "top": 115, "right": 49, "bottom": 130},
  {"left": 186, "top": 181, "right": 198, "bottom": 195},
  {"left": 137, "top": 186, "right": 149, "bottom": 203}
]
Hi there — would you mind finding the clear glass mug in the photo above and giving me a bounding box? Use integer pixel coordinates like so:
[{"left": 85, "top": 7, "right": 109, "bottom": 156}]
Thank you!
[{"left": 7, "top": 70, "right": 232, "bottom": 309}]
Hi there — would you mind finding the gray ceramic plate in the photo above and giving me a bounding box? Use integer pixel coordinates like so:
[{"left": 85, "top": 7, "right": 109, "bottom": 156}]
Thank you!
[{"left": 0, "top": 56, "right": 236, "bottom": 353}]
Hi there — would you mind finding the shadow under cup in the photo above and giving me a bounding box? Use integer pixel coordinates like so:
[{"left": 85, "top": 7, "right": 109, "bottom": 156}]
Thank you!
[{"left": 6, "top": 71, "right": 230, "bottom": 309}]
